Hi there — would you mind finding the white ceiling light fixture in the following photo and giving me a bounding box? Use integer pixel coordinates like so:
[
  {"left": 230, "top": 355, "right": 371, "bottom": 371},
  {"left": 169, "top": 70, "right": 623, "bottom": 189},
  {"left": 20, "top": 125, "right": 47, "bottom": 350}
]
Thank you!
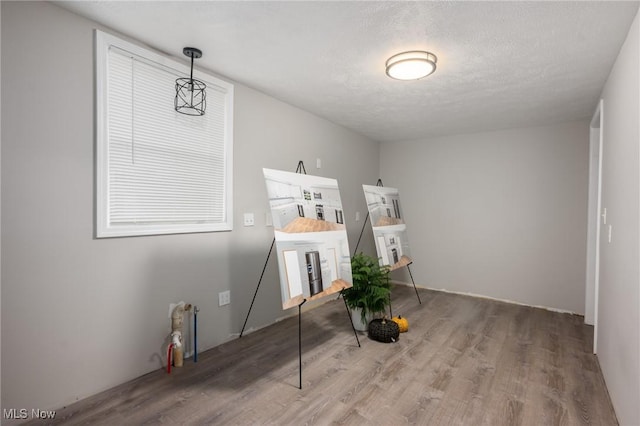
[{"left": 385, "top": 51, "right": 437, "bottom": 81}]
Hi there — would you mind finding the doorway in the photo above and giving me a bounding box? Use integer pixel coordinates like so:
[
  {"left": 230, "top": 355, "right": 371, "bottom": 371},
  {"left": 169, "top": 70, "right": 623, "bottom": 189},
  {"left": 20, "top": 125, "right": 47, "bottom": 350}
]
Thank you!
[{"left": 585, "top": 99, "right": 603, "bottom": 353}]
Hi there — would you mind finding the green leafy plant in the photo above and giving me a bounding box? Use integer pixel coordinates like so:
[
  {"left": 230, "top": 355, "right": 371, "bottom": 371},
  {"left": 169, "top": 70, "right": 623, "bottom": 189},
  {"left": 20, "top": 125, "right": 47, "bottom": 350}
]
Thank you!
[{"left": 343, "top": 252, "right": 392, "bottom": 324}]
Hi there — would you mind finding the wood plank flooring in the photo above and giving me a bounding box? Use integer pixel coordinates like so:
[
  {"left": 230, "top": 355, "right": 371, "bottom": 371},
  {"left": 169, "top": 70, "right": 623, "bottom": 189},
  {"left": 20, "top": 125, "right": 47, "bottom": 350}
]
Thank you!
[{"left": 35, "top": 285, "right": 618, "bottom": 425}]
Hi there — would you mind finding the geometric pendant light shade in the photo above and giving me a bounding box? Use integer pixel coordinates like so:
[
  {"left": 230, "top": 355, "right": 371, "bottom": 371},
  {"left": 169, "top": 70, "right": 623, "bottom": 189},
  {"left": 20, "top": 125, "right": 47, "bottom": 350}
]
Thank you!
[{"left": 175, "top": 47, "right": 207, "bottom": 116}]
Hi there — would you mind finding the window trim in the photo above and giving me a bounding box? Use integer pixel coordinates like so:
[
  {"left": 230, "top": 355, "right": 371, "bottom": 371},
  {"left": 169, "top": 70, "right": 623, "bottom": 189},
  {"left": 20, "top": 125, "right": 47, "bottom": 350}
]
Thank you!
[{"left": 95, "top": 30, "right": 234, "bottom": 238}]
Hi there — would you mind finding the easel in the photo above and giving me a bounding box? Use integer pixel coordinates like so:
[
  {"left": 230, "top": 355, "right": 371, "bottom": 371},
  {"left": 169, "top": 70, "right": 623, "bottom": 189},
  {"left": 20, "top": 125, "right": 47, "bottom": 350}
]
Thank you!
[
  {"left": 239, "top": 161, "right": 361, "bottom": 390},
  {"left": 353, "top": 179, "right": 422, "bottom": 313}
]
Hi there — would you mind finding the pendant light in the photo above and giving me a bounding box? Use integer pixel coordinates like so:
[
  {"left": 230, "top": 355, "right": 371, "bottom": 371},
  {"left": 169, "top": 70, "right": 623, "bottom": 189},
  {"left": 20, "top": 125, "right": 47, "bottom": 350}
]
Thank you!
[{"left": 175, "top": 47, "right": 206, "bottom": 116}]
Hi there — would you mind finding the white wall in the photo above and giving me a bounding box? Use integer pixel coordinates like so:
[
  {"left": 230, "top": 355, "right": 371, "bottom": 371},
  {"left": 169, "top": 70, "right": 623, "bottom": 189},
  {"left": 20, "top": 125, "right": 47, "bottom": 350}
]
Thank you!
[
  {"left": 596, "top": 10, "right": 640, "bottom": 426},
  {"left": 0, "top": 1, "right": 378, "bottom": 415},
  {"left": 380, "top": 121, "right": 589, "bottom": 314}
]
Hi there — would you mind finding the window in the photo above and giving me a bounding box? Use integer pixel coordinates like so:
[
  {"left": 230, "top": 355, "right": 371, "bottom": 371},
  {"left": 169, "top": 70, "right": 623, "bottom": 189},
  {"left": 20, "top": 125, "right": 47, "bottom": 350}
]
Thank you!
[{"left": 95, "top": 30, "right": 233, "bottom": 238}]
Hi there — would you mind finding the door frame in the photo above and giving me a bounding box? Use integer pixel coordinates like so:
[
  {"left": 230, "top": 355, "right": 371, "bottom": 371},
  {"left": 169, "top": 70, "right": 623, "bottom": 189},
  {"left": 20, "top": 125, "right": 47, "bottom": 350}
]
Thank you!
[{"left": 585, "top": 99, "right": 603, "bottom": 353}]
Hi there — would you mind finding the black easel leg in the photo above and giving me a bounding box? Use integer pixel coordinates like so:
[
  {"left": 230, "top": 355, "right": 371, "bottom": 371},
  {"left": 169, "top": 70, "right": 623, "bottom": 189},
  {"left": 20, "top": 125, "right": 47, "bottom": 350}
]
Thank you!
[
  {"left": 339, "top": 211, "right": 369, "bottom": 301},
  {"left": 298, "top": 299, "right": 306, "bottom": 390},
  {"left": 352, "top": 212, "right": 370, "bottom": 257},
  {"left": 240, "top": 238, "right": 275, "bottom": 337},
  {"left": 341, "top": 290, "right": 361, "bottom": 347},
  {"left": 406, "top": 263, "right": 422, "bottom": 304}
]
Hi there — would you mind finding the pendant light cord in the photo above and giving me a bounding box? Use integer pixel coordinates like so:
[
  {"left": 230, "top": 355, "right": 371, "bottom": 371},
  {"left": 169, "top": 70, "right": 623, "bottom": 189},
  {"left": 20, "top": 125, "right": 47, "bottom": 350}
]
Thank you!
[{"left": 190, "top": 53, "right": 194, "bottom": 84}]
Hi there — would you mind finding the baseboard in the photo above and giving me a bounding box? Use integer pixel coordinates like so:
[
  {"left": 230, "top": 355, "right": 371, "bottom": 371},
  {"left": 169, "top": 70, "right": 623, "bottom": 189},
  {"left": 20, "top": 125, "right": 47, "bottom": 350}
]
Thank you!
[{"left": 391, "top": 280, "right": 580, "bottom": 316}]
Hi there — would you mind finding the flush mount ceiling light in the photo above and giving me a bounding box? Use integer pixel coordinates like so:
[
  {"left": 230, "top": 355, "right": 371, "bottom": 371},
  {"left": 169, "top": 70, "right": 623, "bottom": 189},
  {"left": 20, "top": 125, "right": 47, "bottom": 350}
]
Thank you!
[
  {"left": 385, "top": 51, "right": 437, "bottom": 81},
  {"left": 175, "top": 47, "right": 206, "bottom": 116}
]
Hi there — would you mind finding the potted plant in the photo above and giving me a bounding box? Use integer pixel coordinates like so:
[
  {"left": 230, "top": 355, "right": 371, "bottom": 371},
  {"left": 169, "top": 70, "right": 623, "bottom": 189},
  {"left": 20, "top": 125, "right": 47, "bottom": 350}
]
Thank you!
[{"left": 343, "top": 252, "right": 392, "bottom": 331}]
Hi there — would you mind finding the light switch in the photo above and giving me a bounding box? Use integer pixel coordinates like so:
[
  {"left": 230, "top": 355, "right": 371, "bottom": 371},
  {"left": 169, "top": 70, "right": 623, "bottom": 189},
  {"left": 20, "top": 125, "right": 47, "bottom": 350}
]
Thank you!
[
  {"left": 219, "top": 291, "right": 231, "bottom": 306},
  {"left": 355, "top": 211, "right": 361, "bottom": 222},
  {"left": 316, "top": 158, "right": 322, "bottom": 169}
]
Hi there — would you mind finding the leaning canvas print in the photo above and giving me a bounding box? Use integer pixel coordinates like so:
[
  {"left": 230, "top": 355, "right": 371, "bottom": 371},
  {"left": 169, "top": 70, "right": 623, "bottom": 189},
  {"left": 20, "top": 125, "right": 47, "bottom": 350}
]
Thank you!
[
  {"left": 362, "top": 184, "right": 412, "bottom": 271},
  {"left": 264, "top": 168, "right": 353, "bottom": 309}
]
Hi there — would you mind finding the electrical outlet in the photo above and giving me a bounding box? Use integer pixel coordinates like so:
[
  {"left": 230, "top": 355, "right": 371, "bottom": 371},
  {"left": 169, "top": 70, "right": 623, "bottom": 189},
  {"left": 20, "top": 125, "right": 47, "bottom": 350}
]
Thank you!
[
  {"left": 243, "top": 213, "right": 254, "bottom": 227},
  {"left": 219, "top": 291, "right": 231, "bottom": 306}
]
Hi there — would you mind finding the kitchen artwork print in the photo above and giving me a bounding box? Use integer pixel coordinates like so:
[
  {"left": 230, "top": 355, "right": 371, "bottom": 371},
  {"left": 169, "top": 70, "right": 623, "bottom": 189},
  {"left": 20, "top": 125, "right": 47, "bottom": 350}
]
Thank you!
[
  {"left": 264, "top": 168, "right": 353, "bottom": 309},
  {"left": 362, "top": 184, "right": 412, "bottom": 270}
]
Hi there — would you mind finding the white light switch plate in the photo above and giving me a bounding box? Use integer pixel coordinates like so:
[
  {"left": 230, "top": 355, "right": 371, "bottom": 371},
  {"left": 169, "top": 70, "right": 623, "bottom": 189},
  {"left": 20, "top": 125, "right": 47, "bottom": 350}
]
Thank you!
[{"left": 219, "top": 291, "right": 231, "bottom": 306}]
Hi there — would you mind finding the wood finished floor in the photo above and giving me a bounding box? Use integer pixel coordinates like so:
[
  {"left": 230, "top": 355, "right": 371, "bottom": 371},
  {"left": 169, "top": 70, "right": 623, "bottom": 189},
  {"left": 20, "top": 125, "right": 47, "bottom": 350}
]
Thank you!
[{"left": 36, "top": 285, "right": 617, "bottom": 425}]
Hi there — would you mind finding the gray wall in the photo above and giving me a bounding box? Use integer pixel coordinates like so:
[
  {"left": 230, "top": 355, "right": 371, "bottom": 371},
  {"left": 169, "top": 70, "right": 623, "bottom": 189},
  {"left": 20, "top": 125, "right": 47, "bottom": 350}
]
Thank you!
[
  {"left": 0, "top": 1, "right": 378, "bottom": 414},
  {"left": 380, "top": 121, "right": 589, "bottom": 314},
  {"left": 596, "top": 10, "right": 640, "bottom": 426}
]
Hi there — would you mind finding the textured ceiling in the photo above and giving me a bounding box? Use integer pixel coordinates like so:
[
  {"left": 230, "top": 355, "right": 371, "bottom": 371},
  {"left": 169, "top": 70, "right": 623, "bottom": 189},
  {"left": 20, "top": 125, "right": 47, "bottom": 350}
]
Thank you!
[{"left": 56, "top": 1, "right": 639, "bottom": 143}]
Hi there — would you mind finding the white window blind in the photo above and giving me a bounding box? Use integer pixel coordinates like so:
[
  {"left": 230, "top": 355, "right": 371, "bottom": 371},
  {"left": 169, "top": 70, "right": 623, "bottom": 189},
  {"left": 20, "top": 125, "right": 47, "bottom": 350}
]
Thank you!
[{"left": 96, "top": 30, "right": 233, "bottom": 237}]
